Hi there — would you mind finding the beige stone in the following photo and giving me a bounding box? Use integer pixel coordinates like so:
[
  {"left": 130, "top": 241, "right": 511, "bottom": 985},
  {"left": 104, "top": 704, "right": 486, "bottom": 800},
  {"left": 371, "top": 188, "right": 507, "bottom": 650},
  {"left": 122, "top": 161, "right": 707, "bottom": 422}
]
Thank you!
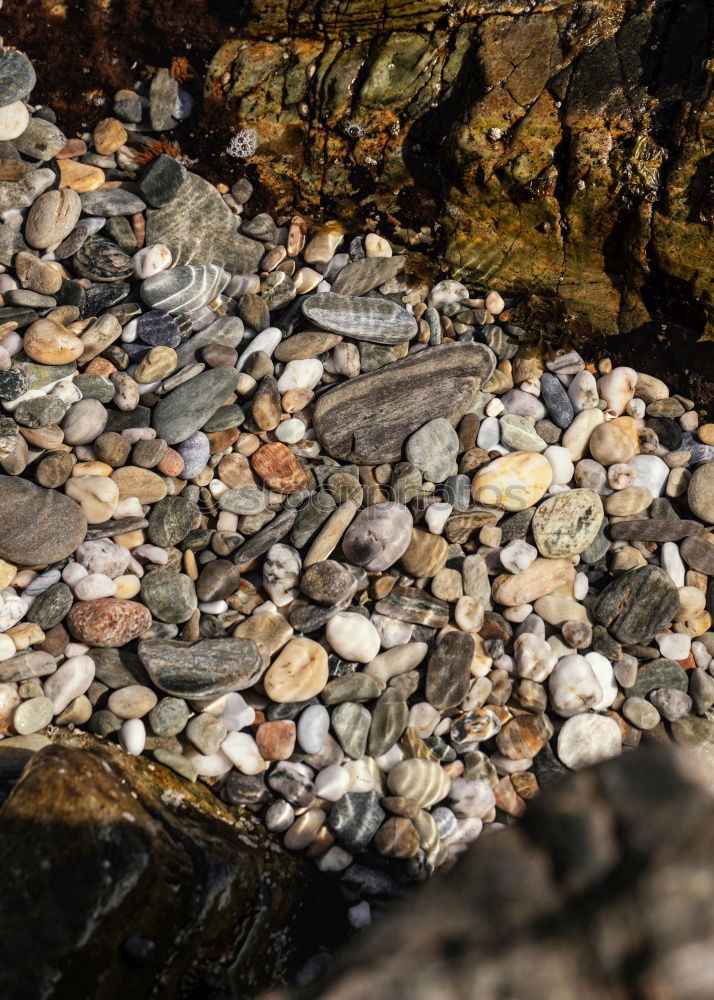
[
  {"left": 492, "top": 558, "right": 576, "bottom": 607},
  {"left": 65, "top": 475, "right": 119, "bottom": 523},
  {"left": 23, "top": 319, "right": 83, "bottom": 365},
  {"left": 263, "top": 637, "right": 329, "bottom": 702},
  {"left": 471, "top": 452, "right": 552, "bottom": 511}
]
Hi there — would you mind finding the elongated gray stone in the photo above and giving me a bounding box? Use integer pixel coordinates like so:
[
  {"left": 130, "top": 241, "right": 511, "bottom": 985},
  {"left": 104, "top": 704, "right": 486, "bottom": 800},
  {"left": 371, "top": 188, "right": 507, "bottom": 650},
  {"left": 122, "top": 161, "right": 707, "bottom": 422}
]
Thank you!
[
  {"left": 0, "top": 168, "right": 55, "bottom": 214},
  {"left": 594, "top": 566, "right": 679, "bottom": 643},
  {"left": 313, "top": 342, "right": 495, "bottom": 463},
  {"left": 232, "top": 509, "right": 297, "bottom": 570},
  {"left": 152, "top": 366, "right": 240, "bottom": 444},
  {"left": 368, "top": 689, "right": 409, "bottom": 756},
  {"left": 138, "top": 637, "right": 263, "bottom": 697},
  {"left": 146, "top": 171, "right": 262, "bottom": 273},
  {"left": 302, "top": 292, "right": 417, "bottom": 344},
  {"left": 175, "top": 316, "right": 244, "bottom": 365},
  {"left": 14, "top": 118, "right": 65, "bottom": 161},
  {"left": 79, "top": 189, "right": 146, "bottom": 217},
  {"left": 426, "top": 632, "right": 474, "bottom": 710},
  {"left": 331, "top": 256, "right": 405, "bottom": 296},
  {"left": 140, "top": 264, "right": 229, "bottom": 316},
  {"left": 609, "top": 520, "right": 705, "bottom": 542},
  {"left": 0, "top": 651, "right": 56, "bottom": 683},
  {"left": 332, "top": 702, "right": 371, "bottom": 758}
]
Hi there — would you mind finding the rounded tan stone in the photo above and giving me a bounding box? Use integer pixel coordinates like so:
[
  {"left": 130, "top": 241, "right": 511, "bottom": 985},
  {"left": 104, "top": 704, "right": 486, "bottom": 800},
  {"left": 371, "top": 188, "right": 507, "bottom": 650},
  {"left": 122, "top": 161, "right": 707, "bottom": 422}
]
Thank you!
[
  {"left": 134, "top": 346, "right": 178, "bottom": 384},
  {"left": 588, "top": 423, "right": 636, "bottom": 466},
  {"left": 698, "top": 424, "right": 714, "bottom": 446},
  {"left": 23, "top": 319, "right": 83, "bottom": 365},
  {"left": 604, "top": 485, "right": 653, "bottom": 516},
  {"left": 93, "top": 117, "right": 128, "bottom": 154},
  {"left": 25, "top": 188, "right": 81, "bottom": 249},
  {"left": 111, "top": 466, "right": 167, "bottom": 504},
  {"left": 471, "top": 451, "right": 552, "bottom": 511},
  {"left": 400, "top": 528, "right": 449, "bottom": 578},
  {"left": 263, "top": 637, "right": 329, "bottom": 703},
  {"left": 492, "top": 558, "right": 576, "bottom": 607}
]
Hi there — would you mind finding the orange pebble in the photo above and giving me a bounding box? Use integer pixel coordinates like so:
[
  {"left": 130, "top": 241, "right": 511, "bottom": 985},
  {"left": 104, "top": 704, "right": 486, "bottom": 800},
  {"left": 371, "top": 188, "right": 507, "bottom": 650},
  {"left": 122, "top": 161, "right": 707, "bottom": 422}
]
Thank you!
[
  {"left": 85, "top": 357, "right": 117, "bottom": 377},
  {"left": 156, "top": 447, "right": 185, "bottom": 477}
]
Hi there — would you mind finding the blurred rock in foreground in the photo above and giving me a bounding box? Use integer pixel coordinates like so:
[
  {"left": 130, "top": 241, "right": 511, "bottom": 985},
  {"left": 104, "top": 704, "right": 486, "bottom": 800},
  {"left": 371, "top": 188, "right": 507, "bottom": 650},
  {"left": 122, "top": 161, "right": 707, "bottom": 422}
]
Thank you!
[
  {"left": 0, "top": 736, "right": 347, "bottom": 999},
  {"left": 283, "top": 744, "right": 714, "bottom": 1000}
]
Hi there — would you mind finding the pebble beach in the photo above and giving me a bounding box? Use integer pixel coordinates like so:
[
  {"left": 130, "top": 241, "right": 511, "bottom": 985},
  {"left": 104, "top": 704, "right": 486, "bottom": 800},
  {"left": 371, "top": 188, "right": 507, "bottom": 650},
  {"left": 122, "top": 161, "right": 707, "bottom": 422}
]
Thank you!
[{"left": 0, "top": 37, "right": 713, "bottom": 919}]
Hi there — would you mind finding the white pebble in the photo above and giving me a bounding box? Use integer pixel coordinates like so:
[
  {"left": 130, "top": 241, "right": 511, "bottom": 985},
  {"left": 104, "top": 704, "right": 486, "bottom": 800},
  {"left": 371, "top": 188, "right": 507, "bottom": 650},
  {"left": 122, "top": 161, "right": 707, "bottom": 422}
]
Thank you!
[
  {"left": 585, "top": 651, "right": 618, "bottom": 710},
  {"left": 544, "top": 445, "right": 574, "bottom": 485},
  {"left": 277, "top": 359, "right": 323, "bottom": 392},
  {"left": 297, "top": 704, "right": 330, "bottom": 754},
  {"left": 236, "top": 327, "right": 282, "bottom": 371},
  {"left": 500, "top": 539, "right": 537, "bottom": 574},
  {"left": 0, "top": 100, "right": 29, "bottom": 140},
  {"left": 661, "top": 541, "right": 685, "bottom": 587},
  {"left": 44, "top": 654, "right": 95, "bottom": 714},
  {"left": 74, "top": 573, "right": 116, "bottom": 601},
  {"left": 325, "top": 611, "right": 381, "bottom": 662},
  {"left": 655, "top": 632, "right": 691, "bottom": 660},
  {"left": 548, "top": 654, "right": 602, "bottom": 717},
  {"left": 314, "top": 764, "right": 350, "bottom": 801},
  {"left": 631, "top": 454, "right": 669, "bottom": 497},
  {"left": 220, "top": 732, "right": 267, "bottom": 774},
  {"left": 425, "top": 502, "right": 452, "bottom": 535},
  {"left": 134, "top": 244, "right": 172, "bottom": 279},
  {"left": 275, "top": 418, "right": 306, "bottom": 443},
  {"left": 119, "top": 718, "right": 146, "bottom": 756}
]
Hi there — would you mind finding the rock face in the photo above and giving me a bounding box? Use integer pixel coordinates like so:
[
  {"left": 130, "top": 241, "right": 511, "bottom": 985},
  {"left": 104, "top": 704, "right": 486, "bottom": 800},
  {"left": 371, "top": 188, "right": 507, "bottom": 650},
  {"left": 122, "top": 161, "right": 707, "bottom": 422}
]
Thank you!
[
  {"left": 203, "top": 0, "right": 714, "bottom": 346},
  {"left": 6, "top": 0, "right": 713, "bottom": 370},
  {"left": 0, "top": 736, "right": 346, "bottom": 999},
  {"left": 288, "top": 745, "right": 714, "bottom": 1000}
]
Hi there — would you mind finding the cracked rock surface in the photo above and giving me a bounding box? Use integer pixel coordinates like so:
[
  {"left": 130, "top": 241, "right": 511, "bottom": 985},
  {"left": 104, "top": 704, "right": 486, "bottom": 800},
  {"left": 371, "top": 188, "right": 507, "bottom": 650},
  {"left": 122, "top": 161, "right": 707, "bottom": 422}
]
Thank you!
[{"left": 4, "top": 0, "right": 712, "bottom": 369}]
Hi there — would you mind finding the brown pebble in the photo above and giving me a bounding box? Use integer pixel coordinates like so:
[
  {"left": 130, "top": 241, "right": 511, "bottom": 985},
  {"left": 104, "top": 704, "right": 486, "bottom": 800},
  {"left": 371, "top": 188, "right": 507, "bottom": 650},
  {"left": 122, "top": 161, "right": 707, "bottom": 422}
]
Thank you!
[
  {"left": 256, "top": 720, "right": 296, "bottom": 761},
  {"left": 374, "top": 816, "right": 420, "bottom": 858},
  {"left": 93, "top": 117, "right": 128, "bottom": 155},
  {"left": 251, "top": 442, "right": 308, "bottom": 494}
]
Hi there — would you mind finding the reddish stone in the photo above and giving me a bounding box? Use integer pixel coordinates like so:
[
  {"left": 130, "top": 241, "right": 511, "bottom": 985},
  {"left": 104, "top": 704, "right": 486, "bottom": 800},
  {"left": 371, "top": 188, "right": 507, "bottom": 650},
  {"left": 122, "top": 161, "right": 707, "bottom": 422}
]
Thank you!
[
  {"left": 251, "top": 442, "right": 308, "bottom": 494},
  {"left": 156, "top": 447, "right": 185, "bottom": 477},
  {"left": 68, "top": 599, "right": 152, "bottom": 647},
  {"left": 85, "top": 357, "right": 117, "bottom": 377},
  {"left": 255, "top": 720, "right": 296, "bottom": 761},
  {"left": 494, "top": 776, "right": 526, "bottom": 817}
]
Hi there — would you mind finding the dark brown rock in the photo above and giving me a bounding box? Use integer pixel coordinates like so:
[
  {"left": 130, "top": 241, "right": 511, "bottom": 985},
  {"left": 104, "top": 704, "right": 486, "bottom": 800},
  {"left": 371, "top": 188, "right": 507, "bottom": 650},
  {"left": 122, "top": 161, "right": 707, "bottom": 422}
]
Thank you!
[
  {"left": 609, "top": 519, "right": 705, "bottom": 542},
  {"left": 425, "top": 632, "right": 473, "bottom": 710},
  {"left": 594, "top": 566, "right": 679, "bottom": 643},
  {"left": 681, "top": 536, "right": 714, "bottom": 575},
  {"left": 287, "top": 745, "right": 714, "bottom": 1000},
  {"left": 314, "top": 343, "right": 495, "bottom": 464},
  {"left": 0, "top": 735, "right": 346, "bottom": 998}
]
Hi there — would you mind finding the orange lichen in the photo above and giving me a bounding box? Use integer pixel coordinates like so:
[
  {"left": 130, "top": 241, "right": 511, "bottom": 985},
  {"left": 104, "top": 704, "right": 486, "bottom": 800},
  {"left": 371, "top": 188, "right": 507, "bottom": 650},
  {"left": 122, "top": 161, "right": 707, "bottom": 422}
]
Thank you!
[
  {"left": 134, "top": 138, "right": 182, "bottom": 165},
  {"left": 170, "top": 57, "right": 191, "bottom": 83}
]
